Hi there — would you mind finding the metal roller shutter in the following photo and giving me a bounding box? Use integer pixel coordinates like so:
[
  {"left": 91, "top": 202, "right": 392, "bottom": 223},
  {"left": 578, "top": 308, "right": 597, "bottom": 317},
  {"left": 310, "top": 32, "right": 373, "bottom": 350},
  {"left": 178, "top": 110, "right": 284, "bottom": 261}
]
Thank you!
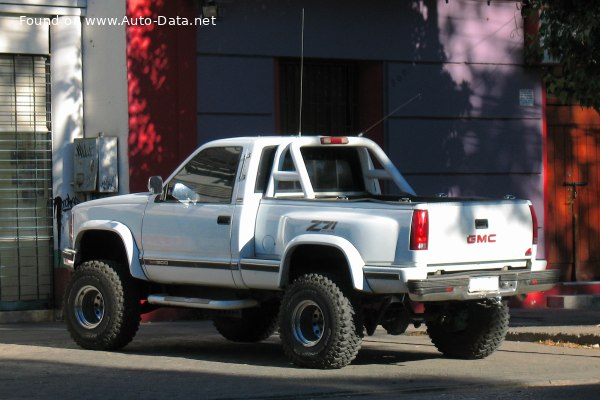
[{"left": 0, "top": 55, "right": 53, "bottom": 311}]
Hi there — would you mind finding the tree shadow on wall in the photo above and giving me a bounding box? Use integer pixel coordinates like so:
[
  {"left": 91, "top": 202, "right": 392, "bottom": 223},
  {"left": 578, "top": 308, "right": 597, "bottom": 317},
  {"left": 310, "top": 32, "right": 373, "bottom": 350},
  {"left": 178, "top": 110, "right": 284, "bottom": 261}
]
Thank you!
[
  {"left": 385, "top": 0, "right": 473, "bottom": 190},
  {"left": 127, "top": 0, "right": 197, "bottom": 192},
  {"left": 389, "top": 0, "right": 541, "bottom": 200}
]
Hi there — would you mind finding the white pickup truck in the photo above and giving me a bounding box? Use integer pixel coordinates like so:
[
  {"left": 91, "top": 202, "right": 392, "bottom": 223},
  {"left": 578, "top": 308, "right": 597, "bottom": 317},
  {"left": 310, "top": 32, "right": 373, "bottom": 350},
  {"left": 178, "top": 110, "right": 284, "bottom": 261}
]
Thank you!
[{"left": 62, "top": 135, "right": 558, "bottom": 369}]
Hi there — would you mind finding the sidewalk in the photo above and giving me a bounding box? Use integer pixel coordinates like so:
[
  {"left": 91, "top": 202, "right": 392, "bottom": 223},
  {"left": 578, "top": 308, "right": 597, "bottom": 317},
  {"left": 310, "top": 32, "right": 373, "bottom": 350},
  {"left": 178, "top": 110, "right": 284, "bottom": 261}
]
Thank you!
[
  {"left": 401, "top": 307, "right": 600, "bottom": 347},
  {"left": 506, "top": 307, "right": 600, "bottom": 347}
]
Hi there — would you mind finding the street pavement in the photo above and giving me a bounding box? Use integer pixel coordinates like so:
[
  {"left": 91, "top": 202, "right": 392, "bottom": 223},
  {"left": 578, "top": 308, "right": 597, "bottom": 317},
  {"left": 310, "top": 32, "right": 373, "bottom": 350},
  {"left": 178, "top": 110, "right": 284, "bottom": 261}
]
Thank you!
[
  {"left": 1, "top": 306, "right": 599, "bottom": 346},
  {"left": 0, "top": 309, "right": 599, "bottom": 400}
]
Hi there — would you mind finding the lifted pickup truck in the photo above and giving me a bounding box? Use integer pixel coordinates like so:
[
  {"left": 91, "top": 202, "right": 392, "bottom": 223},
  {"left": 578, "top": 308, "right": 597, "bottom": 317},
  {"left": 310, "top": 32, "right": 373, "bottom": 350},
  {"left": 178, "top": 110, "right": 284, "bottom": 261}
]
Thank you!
[{"left": 62, "top": 135, "right": 558, "bottom": 369}]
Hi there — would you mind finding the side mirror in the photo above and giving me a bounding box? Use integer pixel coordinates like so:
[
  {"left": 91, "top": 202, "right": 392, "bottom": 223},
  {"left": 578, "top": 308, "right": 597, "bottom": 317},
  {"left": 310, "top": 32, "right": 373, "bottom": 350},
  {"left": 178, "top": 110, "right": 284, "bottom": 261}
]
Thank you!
[{"left": 147, "top": 176, "right": 163, "bottom": 194}]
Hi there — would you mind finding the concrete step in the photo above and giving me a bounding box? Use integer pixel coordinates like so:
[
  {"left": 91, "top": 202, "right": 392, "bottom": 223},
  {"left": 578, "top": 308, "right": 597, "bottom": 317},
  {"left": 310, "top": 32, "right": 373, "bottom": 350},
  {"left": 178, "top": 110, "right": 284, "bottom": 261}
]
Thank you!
[{"left": 547, "top": 294, "right": 600, "bottom": 310}]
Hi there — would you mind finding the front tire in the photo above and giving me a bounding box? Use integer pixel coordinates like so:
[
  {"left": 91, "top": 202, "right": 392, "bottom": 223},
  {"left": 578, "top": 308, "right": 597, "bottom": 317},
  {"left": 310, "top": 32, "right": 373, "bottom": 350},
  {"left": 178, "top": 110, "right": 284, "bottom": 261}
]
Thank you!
[
  {"left": 426, "top": 298, "right": 509, "bottom": 359},
  {"left": 278, "top": 274, "right": 361, "bottom": 369},
  {"left": 64, "top": 260, "right": 141, "bottom": 350}
]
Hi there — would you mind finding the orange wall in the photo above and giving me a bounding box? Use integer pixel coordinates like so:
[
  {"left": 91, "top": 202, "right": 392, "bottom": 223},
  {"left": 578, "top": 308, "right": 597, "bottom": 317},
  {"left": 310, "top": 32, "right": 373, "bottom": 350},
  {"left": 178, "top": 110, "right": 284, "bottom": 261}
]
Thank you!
[{"left": 546, "top": 99, "right": 600, "bottom": 281}]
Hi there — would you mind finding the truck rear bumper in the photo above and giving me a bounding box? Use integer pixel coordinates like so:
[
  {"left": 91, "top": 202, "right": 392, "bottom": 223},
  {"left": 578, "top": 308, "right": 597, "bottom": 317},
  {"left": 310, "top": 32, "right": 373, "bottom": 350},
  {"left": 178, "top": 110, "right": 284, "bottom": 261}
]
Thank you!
[{"left": 406, "top": 269, "right": 560, "bottom": 302}]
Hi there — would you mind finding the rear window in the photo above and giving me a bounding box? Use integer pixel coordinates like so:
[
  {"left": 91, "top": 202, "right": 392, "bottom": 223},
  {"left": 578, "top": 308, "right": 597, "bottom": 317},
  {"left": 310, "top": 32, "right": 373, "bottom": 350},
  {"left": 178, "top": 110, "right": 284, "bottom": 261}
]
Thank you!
[
  {"left": 277, "top": 146, "right": 363, "bottom": 193},
  {"left": 301, "top": 147, "right": 364, "bottom": 192}
]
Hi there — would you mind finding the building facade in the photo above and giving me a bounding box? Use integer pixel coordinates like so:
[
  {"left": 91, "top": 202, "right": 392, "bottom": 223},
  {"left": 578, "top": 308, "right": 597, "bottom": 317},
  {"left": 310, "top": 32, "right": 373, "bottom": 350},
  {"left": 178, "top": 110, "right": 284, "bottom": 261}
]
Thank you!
[
  {"left": 0, "top": 0, "right": 596, "bottom": 315},
  {"left": 0, "top": 0, "right": 130, "bottom": 312}
]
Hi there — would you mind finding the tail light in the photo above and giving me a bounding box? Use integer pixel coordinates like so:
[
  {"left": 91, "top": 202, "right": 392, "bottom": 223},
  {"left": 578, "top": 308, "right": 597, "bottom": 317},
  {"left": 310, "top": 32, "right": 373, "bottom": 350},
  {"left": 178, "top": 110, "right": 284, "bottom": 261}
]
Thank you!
[
  {"left": 320, "top": 136, "right": 349, "bottom": 145},
  {"left": 410, "top": 210, "right": 429, "bottom": 250},
  {"left": 529, "top": 205, "right": 538, "bottom": 245}
]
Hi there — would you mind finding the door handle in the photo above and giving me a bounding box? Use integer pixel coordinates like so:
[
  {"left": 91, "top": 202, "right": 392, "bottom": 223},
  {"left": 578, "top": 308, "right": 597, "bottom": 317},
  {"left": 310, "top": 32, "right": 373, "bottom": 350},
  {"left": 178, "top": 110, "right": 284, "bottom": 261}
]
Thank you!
[{"left": 217, "top": 215, "right": 231, "bottom": 225}]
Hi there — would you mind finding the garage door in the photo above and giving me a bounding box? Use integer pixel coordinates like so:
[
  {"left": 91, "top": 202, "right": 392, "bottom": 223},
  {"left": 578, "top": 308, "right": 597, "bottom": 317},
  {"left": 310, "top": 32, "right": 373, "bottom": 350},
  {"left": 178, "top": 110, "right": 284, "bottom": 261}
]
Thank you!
[{"left": 0, "top": 55, "right": 53, "bottom": 310}]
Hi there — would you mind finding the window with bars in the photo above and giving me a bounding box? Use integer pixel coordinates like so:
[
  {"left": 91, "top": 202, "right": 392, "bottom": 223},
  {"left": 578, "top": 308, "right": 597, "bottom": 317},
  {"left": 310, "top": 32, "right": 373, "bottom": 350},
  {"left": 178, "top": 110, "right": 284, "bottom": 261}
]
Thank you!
[
  {"left": 279, "top": 59, "right": 359, "bottom": 136},
  {"left": 0, "top": 55, "right": 53, "bottom": 310}
]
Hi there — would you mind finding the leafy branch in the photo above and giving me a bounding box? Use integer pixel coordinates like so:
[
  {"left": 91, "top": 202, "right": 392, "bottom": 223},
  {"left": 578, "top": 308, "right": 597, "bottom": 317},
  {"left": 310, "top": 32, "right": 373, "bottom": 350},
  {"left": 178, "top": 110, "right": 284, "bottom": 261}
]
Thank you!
[{"left": 522, "top": 0, "right": 600, "bottom": 111}]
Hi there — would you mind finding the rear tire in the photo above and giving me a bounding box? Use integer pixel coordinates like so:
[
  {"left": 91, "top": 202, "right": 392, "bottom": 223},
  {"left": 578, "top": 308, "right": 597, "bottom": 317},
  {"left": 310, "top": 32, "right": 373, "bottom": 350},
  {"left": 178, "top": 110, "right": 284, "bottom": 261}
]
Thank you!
[
  {"left": 278, "top": 274, "right": 361, "bottom": 369},
  {"left": 426, "top": 298, "right": 509, "bottom": 359},
  {"left": 64, "top": 260, "right": 141, "bottom": 350},
  {"left": 213, "top": 301, "right": 279, "bottom": 343}
]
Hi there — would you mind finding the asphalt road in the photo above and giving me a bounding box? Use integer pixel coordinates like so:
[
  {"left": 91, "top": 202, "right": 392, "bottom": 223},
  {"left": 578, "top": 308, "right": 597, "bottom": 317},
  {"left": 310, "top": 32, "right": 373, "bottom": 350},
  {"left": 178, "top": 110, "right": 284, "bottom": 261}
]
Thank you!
[{"left": 1, "top": 321, "right": 599, "bottom": 400}]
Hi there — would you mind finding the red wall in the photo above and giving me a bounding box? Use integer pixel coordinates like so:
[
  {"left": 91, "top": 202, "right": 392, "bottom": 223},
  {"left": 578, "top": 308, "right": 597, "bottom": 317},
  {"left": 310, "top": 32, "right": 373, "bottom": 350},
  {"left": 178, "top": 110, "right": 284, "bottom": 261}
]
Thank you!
[
  {"left": 124, "top": 0, "right": 199, "bottom": 321},
  {"left": 126, "top": 0, "right": 197, "bottom": 192}
]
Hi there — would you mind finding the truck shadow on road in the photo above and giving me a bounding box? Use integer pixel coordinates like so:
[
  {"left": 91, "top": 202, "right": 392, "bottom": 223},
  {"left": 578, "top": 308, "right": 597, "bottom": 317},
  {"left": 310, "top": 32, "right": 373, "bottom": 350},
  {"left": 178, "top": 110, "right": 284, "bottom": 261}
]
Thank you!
[
  {"left": 5, "top": 356, "right": 598, "bottom": 400},
  {"left": 0, "top": 321, "right": 442, "bottom": 368},
  {"left": 124, "top": 336, "right": 441, "bottom": 368}
]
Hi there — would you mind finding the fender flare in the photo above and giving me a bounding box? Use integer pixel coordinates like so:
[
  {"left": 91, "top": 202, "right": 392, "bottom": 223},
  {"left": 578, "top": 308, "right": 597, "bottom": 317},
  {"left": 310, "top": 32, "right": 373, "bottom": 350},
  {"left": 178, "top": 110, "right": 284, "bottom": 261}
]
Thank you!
[
  {"left": 279, "top": 234, "right": 368, "bottom": 291},
  {"left": 75, "top": 220, "right": 148, "bottom": 281}
]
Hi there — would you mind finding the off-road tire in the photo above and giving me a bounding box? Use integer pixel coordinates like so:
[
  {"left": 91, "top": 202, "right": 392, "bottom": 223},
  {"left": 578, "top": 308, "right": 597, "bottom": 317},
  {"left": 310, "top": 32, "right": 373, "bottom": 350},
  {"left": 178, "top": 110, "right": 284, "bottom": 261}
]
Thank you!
[
  {"left": 213, "top": 301, "right": 279, "bottom": 343},
  {"left": 426, "top": 298, "right": 509, "bottom": 359},
  {"left": 64, "top": 260, "right": 141, "bottom": 350},
  {"left": 278, "top": 274, "right": 361, "bottom": 369}
]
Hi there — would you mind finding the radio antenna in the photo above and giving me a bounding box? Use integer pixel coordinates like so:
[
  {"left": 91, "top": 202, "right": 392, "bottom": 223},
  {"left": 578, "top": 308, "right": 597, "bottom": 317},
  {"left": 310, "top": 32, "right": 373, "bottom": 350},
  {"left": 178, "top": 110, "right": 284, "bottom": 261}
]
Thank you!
[
  {"left": 298, "top": 8, "right": 305, "bottom": 136},
  {"left": 359, "top": 92, "right": 422, "bottom": 137}
]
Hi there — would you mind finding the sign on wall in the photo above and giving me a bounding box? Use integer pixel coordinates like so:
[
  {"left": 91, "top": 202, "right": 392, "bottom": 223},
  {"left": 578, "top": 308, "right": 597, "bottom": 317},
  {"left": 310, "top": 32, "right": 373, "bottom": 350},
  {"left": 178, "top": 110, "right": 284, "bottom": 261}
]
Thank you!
[
  {"left": 74, "top": 138, "right": 97, "bottom": 192},
  {"left": 98, "top": 136, "right": 119, "bottom": 193}
]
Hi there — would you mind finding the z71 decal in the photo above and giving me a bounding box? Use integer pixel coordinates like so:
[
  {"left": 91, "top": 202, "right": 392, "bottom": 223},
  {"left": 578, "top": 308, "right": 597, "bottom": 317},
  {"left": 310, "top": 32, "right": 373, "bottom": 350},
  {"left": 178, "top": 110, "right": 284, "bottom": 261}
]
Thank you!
[{"left": 307, "top": 220, "right": 338, "bottom": 232}]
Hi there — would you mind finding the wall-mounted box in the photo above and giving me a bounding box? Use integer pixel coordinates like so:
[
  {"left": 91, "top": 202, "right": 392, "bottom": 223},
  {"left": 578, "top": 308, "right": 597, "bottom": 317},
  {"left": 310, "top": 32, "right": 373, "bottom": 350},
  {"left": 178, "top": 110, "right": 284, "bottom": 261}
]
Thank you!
[{"left": 73, "top": 135, "right": 118, "bottom": 193}]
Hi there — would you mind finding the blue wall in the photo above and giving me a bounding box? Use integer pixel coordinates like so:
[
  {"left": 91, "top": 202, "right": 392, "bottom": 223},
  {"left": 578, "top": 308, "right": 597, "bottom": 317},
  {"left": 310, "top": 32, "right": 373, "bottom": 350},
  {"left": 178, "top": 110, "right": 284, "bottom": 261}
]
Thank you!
[
  {"left": 196, "top": 0, "right": 545, "bottom": 251},
  {"left": 197, "top": 55, "right": 274, "bottom": 143}
]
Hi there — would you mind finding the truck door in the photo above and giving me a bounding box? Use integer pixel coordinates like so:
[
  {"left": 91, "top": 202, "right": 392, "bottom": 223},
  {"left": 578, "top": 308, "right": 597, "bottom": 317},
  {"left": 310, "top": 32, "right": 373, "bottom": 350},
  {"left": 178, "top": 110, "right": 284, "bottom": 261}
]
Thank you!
[{"left": 141, "top": 146, "right": 243, "bottom": 287}]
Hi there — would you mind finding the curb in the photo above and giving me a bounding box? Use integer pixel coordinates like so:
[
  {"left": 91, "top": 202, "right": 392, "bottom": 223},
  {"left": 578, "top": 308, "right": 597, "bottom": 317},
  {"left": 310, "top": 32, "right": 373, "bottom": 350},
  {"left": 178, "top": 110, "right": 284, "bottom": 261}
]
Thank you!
[
  {"left": 506, "top": 331, "right": 600, "bottom": 347},
  {"left": 546, "top": 294, "right": 600, "bottom": 310}
]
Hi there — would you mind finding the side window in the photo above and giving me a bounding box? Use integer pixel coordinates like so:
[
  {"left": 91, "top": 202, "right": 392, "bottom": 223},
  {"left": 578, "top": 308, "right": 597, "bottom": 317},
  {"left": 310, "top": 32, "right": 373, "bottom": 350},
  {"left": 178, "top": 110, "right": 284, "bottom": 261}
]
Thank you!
[
  {"left": 255, "top": 146, "right": 277, "bottom": 194},
  {"left": 166, "top": 146, "right": 243, "bottom": 204}
]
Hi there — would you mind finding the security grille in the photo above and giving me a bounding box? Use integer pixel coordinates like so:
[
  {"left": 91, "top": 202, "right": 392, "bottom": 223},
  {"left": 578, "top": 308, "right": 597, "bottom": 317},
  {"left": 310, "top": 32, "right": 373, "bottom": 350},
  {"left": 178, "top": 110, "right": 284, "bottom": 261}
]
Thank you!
[
  {"left": 0, "top": 55, "right": 53, "bottom": 310},
  {"left": 279, "top": 59, "right": 359, "bottom": 136}
]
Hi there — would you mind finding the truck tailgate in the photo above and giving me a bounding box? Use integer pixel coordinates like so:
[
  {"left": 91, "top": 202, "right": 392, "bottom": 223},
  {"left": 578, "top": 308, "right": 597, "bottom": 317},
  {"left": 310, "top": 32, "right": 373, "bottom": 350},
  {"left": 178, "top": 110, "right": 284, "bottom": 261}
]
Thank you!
[{"left": 424, "top": 200, "right": 534, "bottom": 268}]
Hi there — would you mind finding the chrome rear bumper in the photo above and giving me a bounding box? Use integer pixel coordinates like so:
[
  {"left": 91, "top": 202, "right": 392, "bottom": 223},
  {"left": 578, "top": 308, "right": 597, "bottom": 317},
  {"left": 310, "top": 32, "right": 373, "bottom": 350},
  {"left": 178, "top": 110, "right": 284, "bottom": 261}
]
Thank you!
[{"left": 407, "top": 269, "right": 560, "bottom": 302}]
